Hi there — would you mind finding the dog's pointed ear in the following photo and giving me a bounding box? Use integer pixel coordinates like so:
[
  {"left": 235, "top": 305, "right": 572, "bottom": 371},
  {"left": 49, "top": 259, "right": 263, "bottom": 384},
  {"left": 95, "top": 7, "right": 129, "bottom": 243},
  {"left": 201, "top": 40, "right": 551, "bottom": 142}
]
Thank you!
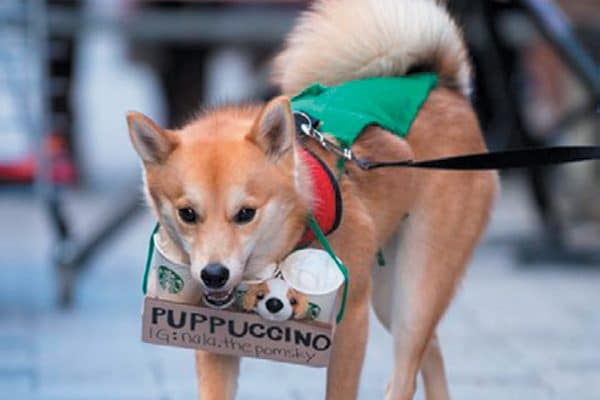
[
  {"left": 248, "top": 96, "right": 294, "bottom": 159},
  {"left": 127, "top": 111, "right": 177, "bottom": 164}
]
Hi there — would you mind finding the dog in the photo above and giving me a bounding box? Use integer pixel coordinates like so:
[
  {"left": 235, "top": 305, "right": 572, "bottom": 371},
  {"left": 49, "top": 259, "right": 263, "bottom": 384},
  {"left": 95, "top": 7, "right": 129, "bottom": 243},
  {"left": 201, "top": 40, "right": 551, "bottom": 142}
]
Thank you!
[
  {"left": 241, "top": 277, "right": 310, "bottom": 321},
  {"left": 127, "top": 0, "right": 497, "bottom": 399}
]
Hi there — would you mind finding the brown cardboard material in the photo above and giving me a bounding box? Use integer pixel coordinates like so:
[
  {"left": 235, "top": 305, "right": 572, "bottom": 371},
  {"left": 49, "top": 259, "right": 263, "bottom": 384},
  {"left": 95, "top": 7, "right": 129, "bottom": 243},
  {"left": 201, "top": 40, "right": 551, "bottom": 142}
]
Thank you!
[{"left": 141, "top": 297, "right": 335, "bottom": 367}]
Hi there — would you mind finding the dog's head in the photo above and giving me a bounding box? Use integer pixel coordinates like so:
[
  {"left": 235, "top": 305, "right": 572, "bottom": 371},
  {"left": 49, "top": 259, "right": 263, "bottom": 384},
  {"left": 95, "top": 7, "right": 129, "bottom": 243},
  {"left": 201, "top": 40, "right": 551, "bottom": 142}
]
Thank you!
[
  {"left": 127, "top": 97, "right": 310, "bottom": 307},
  {"left": 242, "top": 278, "right": 309, "bottom": 321}
]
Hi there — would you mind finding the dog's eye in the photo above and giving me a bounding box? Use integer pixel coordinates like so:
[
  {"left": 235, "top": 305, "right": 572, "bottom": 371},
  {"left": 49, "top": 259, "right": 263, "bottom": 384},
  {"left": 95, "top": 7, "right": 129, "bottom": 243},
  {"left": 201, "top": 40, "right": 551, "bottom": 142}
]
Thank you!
[
  {"left": 178, "top": 207, "right": 197, "bottom": 224},
  {"left": 290, "top": 298, "right": 297, "bottom": 305},
  {"left": 233, "top": 208, "right": 256, "bottom": 224},
  {"left": 256, "top": 292, "right": 265, "bottom": 300}
]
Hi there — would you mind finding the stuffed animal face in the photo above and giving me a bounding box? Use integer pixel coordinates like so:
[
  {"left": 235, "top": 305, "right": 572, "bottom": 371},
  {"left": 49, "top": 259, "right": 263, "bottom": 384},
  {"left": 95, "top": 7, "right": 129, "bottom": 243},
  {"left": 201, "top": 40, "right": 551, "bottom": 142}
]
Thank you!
[{"left": 242, "top": 278, "right": 309, "bottom": 321}]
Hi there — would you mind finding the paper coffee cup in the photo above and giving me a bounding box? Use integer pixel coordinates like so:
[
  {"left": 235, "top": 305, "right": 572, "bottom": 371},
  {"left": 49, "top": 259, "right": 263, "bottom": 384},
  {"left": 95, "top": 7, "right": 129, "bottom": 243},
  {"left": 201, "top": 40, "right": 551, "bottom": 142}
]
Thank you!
[
  {"left": 146, "top": 233, "right": 203, "bottom": 305},
  {"left": 279, "top": 249, "right": 344, "bottom": 322}
]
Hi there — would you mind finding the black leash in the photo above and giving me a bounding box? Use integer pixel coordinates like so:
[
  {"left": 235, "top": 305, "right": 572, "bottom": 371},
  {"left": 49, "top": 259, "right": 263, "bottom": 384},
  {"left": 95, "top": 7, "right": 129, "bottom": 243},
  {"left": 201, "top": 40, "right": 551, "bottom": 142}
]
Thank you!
[
  {"left": 294, "top": 111, "right": 600, "bottom": 171},
  {"left": 355, "top": 146, "right": 600, "bottom": 171}
]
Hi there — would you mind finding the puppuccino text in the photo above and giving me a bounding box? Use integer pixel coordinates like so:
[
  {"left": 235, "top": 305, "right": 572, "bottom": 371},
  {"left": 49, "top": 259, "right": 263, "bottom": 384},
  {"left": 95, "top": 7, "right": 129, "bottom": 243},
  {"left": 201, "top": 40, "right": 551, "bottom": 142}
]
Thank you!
[{"left": 150, "top": 306, "right": 332, "bottom": 352}]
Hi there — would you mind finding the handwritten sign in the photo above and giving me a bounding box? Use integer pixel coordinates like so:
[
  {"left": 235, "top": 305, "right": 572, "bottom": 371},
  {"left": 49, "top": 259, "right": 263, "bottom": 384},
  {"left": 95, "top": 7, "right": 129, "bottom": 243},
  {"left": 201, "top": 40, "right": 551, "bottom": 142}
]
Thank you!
[{"left": 141, "top": 297, "right": 335, "bottom": 367}]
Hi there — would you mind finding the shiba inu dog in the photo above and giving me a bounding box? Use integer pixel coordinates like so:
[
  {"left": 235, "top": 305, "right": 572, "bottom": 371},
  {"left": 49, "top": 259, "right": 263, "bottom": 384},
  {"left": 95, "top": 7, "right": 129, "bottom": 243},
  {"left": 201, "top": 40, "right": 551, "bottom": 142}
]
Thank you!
[{"left": 127, "top": 0, "right": 497, "bottom": 399}]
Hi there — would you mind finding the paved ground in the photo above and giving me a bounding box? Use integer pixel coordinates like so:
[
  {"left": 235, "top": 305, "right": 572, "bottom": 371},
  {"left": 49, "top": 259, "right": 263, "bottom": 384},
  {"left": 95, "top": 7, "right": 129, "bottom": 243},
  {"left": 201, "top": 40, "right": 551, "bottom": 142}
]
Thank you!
[{"left": 1, "top": 179, "right": 600, "bottom": 400}]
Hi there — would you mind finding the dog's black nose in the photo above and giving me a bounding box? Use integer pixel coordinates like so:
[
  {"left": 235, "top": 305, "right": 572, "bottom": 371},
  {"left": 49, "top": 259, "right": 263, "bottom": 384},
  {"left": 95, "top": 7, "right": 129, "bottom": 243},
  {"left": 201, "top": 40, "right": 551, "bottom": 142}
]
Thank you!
[
  {"left": 265, "top": 298, "right": 284, "bottom": 313},
  {"left": 200, "top": 263, "right": 229, "bottom": 289}
]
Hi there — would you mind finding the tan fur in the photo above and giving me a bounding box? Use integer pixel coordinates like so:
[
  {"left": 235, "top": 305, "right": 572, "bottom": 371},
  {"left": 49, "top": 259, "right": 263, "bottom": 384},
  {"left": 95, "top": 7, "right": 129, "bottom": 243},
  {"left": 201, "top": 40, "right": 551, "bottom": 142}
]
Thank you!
[
  {"left": 128, "top": 1, "right": 497, "bottom": 399},
  {"left": 273, "top": 0, "right": 471, "bottom": 96},
  {"left": 130, "top": 104, "right": 310, "bottom": 288}
]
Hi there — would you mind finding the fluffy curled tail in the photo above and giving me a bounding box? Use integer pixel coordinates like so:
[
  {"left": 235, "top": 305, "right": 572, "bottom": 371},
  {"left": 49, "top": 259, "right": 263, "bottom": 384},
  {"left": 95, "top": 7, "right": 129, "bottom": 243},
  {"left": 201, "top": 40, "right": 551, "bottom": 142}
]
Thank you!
[{"left": 273, "top": 0, "right": 471, "bottom": 97}]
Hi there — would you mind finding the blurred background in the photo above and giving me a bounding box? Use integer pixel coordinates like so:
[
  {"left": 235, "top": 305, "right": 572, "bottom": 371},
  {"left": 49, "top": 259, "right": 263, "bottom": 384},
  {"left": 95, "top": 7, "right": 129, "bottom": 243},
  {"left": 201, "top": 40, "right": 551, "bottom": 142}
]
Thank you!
[{"left": 0, "top": 0, "right": 598, "bottom": 399}]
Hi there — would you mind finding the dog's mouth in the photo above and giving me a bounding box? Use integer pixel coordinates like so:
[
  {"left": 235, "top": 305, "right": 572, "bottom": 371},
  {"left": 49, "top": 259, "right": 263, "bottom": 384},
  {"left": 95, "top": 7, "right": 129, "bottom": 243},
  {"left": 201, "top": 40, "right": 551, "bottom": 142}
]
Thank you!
[{"left": 203, "top": 289, "right": 235, "bottom": 309}]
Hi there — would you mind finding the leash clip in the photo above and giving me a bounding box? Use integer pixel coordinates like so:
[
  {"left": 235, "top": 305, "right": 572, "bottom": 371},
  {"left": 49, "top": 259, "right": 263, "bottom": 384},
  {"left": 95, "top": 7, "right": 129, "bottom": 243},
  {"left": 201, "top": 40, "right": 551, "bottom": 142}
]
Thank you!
[{"left": 294, "top": 111, "right": 356, "bottom": 162}]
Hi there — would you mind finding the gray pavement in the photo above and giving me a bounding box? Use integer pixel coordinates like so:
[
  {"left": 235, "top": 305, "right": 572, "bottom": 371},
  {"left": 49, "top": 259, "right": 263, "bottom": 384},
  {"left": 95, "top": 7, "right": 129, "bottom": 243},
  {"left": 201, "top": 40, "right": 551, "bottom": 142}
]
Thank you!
[{"left": 1, "top": 179, "right": 600, "bottom": 400}]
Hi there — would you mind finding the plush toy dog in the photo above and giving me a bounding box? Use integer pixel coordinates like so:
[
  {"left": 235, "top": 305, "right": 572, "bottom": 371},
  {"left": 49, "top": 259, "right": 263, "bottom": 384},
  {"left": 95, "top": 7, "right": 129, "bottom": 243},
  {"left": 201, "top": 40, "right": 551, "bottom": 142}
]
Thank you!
[{"left": 242, "top": 278, "right": 309, "bottom": 322}]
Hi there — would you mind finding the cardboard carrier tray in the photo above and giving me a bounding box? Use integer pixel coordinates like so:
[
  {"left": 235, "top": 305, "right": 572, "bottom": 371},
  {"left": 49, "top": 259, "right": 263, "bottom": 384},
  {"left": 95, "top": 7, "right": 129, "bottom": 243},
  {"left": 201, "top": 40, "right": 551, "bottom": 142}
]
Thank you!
[
  {"left": 140, "top": 216, "right": 348, "bottom": 368},
  {"left": 142, "top": 297, "right": 336, "bottom": 367}
]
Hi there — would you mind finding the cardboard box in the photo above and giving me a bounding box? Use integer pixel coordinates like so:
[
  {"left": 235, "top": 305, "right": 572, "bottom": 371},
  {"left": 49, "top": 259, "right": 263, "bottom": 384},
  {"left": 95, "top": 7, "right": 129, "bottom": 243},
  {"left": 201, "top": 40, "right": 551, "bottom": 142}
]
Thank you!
[{"left": 141, "top": 297, "right": 335, "bottom": 367}]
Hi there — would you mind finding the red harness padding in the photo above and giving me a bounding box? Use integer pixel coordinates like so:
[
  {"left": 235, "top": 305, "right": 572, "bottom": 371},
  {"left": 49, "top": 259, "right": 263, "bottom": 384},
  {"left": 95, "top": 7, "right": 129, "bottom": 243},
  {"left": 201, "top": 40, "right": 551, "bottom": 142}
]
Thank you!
[{"left": 296, "top": 146, "right": 343, "bottom": 247}]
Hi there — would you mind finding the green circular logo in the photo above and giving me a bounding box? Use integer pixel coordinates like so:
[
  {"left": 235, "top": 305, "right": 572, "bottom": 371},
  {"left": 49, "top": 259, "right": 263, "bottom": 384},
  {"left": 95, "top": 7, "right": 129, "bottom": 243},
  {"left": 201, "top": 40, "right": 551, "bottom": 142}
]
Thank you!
[
  {"left": 308, "top": 302, "right": 321, "bottom": 320},
  {"left": 157, "top": 265, "right": 184, "bottom": 294}
]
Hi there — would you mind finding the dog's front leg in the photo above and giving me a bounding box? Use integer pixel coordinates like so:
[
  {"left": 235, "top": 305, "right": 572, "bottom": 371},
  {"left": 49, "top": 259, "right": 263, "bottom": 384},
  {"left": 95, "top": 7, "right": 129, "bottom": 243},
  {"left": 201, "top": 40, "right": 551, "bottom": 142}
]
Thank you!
[
  {"left": 325, "top": 208, "right": 376, "bottom": 400},
  {"left": 195, "top": 351, "right": 239, "bottom": 399},
  {"left": 325, "top": 286, "right": 370, "bottom": 400}
]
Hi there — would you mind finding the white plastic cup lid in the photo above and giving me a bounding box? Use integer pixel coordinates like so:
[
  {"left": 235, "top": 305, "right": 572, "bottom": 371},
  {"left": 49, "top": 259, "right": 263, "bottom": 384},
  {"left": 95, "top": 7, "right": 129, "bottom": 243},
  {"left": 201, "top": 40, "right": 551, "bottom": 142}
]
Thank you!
[{"left": 279, "top": 249, "right": 344, "bottom": 295}]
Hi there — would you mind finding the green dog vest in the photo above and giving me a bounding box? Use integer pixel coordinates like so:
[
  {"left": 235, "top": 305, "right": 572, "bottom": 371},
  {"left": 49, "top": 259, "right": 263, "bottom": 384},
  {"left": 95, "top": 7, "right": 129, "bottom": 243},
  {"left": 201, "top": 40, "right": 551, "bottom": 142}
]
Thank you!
[{"left": 290, "top": 73, "right": 438, "bottom": 147}]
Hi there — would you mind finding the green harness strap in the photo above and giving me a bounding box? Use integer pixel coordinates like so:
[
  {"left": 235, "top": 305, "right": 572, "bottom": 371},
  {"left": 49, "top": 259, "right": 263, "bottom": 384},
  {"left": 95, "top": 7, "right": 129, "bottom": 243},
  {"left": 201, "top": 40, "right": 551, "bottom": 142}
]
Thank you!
[
  {"left": 308, "top": 214, "right": 349, "bottom": 324},
  {"left": 291, "top": 73, "right": 438, "bottom": 147}
]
